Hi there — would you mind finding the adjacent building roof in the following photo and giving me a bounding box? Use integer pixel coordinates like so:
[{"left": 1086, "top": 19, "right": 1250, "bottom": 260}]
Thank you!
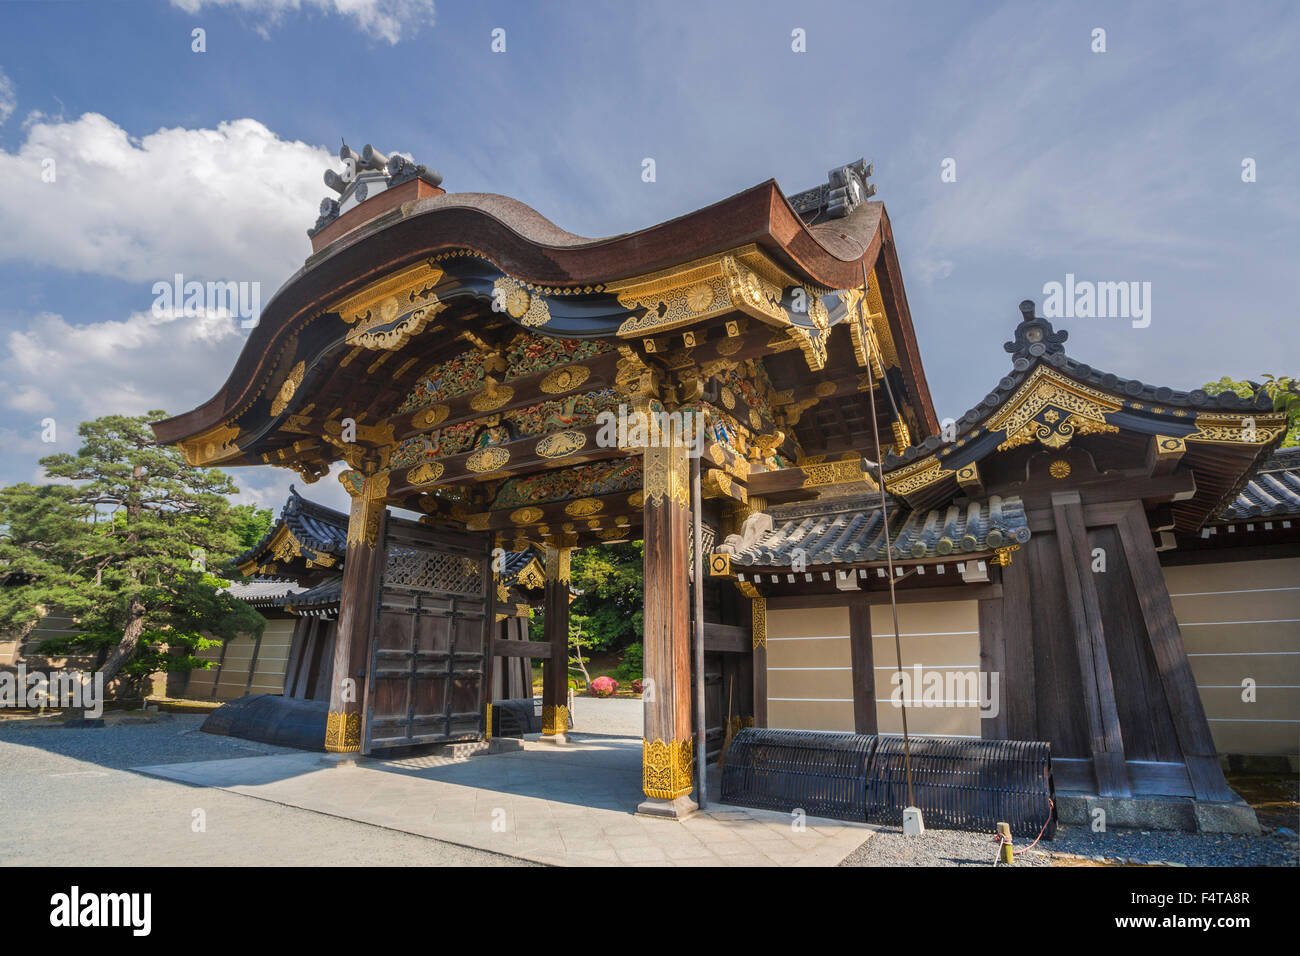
[
  {"left": 224, "top": 579, "right": 307, "bottom": 607},
  {"left": 725, "top": 493, "right": 1030, "bottom": 568},
  {"left": 879, "top": 302, "right": 1288, "bottom": 531},
  {"left": 235, "top": 486, "right": 349, "bottom": 580},
  {"left": 1217, "top": 447, "right": 1300, "bottom": 521}
]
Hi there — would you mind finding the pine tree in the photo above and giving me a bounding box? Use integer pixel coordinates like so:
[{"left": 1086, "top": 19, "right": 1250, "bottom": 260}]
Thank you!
[{"left": 0, "top": 412, "right": 265, "bottom": 698}]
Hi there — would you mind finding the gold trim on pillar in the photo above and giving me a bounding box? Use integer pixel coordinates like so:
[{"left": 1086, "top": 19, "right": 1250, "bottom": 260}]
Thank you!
[
  {"left": 325, "top": 711, "right": 362, "bottom": 753},
  {"left": 752, "top": 596, "right": 767, "bottom": 649},
  {"left": 485, "top": 702, "right": 493, "bottom": 741},
  {"left": 544, "top": 547, "right": 572, "bottom": 584},
  {"left": 642, "top": 737, "right": 694, "bottom": 800},
  {"left": 340, "top": 470, "right": 389, "bottom": 548},
  {"left": 541, "top": 704, "right": 569, "bottom": 735},
  {"left": 643, "top": 443, "right": 690, "bottom": 509}
]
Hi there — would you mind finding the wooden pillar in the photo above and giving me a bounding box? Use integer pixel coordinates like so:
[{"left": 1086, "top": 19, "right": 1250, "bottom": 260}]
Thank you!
[
  {"left": 848, "top": 595, "right": 876, "bottom": 734},
  {"left": 639, "top": 442, "right": 697, "bottom": 817},
  {"left": 749, "top": 591, "right": 768, "bottom": 728},
  {"left": 326, "top": 471, "right": 387, "bottom": 754},
  {"left": 734, "top": 495, "right": 768, "bottom": 729},
  {"left": 1051, "top": 491, "right": 1131, "bottom": 796},
  {"left": 538, "top": 546, "right": 571, "bottom": 743}
]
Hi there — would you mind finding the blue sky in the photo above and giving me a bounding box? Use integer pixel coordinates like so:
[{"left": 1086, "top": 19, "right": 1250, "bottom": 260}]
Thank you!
[{"left": 0, "top": 0, "right": 1296, "bottom": 513}]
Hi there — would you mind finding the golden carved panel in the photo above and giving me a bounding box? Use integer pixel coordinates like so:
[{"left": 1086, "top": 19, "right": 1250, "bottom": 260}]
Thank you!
[
  {"left": 408, "top": 461, "right": 445, "bottom": 485},
  {"left": 884, "top": 457, "right": 955, "bottom": 497},
  {"left": 1187, "top": 413, "right": 1286, "bottom": 445},
  {"left": 752, "top": 596, "right": 767, "bottom": 649},
  {"left": 270, "top": 361, "right": 305, "bottom": 417},
  {"left": 542, "top": 704, "right": 569, "bottom": 735},
  {"left": 325, "top": 711, "right": 362, "bottom": 752},
  {"left": 413, "top": 404, "right": 450, "bottom": 429},
  {"left": 178, "top": 422, "right": 240, "bottom": 466},
  {"left": 643, "top": 737, "right": 694, "bottom": 800},
  {"left": 467, "top": 446, "right": 510, "bottom": 472},
  {"left": 540, "top": 365, "right": 591, "bottom": 394},
  {"left": 564, "top": 497, "right": 603, "bottom": 517},
  {"left": 535, "top": 430, "right": 587, "bottom": 459},
  {"left": 643, "top": 444, "right": 690, "bottom": 509},
  {"left": 988, "top": 367, "right": 1121, "bottom": 452},
  {"left": 494, "top": 276, "right": 552, "bottom": 327}
]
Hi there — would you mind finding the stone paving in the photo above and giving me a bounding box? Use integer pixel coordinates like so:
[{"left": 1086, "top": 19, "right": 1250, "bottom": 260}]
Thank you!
[{"left": 137, "top": 734, "right": 873, "bottom": 867}]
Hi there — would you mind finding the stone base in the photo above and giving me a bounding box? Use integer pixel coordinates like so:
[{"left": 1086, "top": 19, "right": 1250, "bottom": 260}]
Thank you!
[
  {"left": 636, "top": 794, "right": 699, "bottom": 820},
  {"left": 488, "top": 737, "right": 525, "bottom": 754},
  {"left": 1055, "top": 793, "right": 1261, "bottom": 835},
  {"left": 1194, "top": 800, "right": 1262, "bottom": 835},
  {"left": 319, "top": 752, "right": 365, "bottom": 769},
  {"left": 536, "top": 733, "right": 569, "bottom": 745}
]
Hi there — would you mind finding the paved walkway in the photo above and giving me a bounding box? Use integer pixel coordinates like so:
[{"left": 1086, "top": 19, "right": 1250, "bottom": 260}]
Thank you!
[{"left": 138, "top": 735, "right": 872, "bottom": 866}]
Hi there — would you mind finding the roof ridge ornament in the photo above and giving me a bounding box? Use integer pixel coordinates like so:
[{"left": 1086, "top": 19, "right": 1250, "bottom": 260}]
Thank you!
[
  {"left": 309, "top": 141, "right": 444, "bottom": 238},
  {"left": 789, "top": 158, "right": 876, "bottom": 222},
  {"left": 1004, "top": 299, "right": 1068, "bottom": 368}
]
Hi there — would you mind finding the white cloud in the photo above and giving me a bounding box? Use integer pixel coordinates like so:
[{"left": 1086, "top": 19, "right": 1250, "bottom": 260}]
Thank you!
[
  {"left": 0, "top": 113, "right": 333, "bottom": 287},
  {"left": 171, "top": 0, "right": 435, "bottom": 45},
  {"left": 0, "top": 303, "right": 353, "bottom": 514},
  {"left": 1, "top": 307, "right": 245, "bottom": 420},
  {"left": 0, "top": 68, "right": 14, "bottom": 125},
  {"left": 233, "top": 461, "right": 352, "bottom": 513}
]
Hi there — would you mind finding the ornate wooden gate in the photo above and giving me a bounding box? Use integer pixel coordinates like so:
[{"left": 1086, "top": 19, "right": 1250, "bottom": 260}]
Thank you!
[{"left": 364, "top": 516, "right": 492, "bottom": 753}]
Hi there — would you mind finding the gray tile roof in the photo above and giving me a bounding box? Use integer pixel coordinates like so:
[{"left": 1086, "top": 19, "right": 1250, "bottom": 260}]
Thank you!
[
  {"left": 1218, "top": 447, "right": 1300, "bottom": 521},
  {"left": 234, "top": 485, "right": 349, "bottom": 569},
  {"left": 225, "top": 579, "right": 307, "bottom": 605},
  {"left": 882, "top": 305, "right": 1273, "bottom": 473},
  {"left": 730, "top": 494, "right": 1030, "bottom": 568}
]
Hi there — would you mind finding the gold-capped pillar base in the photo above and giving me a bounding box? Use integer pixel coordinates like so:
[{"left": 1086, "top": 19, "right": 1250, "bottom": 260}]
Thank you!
[
  {"left": 324, "top": 711, "right": 362, "bottom": 753},
  {"left": 538, "top": 704, "right": 569, "bottom": 744},
  {"left": 638, "top": 737, "right": 698, "bottom": 820}
]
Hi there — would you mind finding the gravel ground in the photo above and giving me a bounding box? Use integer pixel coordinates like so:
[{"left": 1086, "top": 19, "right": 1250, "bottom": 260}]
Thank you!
[
  {"left": 569, "top": 696, "right": 643, "bottom": 737},
  {"left": 840, "top": 823, "right": 1299, "bottom": 867},
  {"left": 0, "top": 714, "right": 529, "bottom": 866}
]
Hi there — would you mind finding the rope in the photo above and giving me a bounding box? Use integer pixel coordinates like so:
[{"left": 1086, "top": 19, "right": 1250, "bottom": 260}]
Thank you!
[{"left": 990, "top": 797, "right": 1055, "bottom": 864}]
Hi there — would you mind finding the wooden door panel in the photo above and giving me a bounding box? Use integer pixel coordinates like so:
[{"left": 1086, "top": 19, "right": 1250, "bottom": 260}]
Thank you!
[{"left": 364, "top": 517, "right": 491, "bottom": 753}]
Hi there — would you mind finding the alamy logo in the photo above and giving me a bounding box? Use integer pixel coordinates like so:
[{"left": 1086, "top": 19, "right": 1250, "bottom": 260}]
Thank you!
[
  {"left": 0, "top": 665, "right": 103, "bottom": 718},
  {"left": 49, "top": 886, "right": 151, "bottom": 936},
  {"left": 889, "top": 664, "right": 1000, "bottom": 718},
  {"left": 152, "top": 273, "right": 261, "bottom": 328},
  {"left": 1042, "top": 273, "right": 1151, "bottom": 328}
]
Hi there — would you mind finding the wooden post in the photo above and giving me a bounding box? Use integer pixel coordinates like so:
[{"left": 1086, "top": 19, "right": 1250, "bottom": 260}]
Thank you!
[
  {"left": 538, "top": 546, "right": 571, "bottom": 743},
  {"left": 848, "top": 595, "right": 876, "bottom": 734},
  {"left": 638, "top": 441, "right": 697, "bottom": 818},
  {"left": 997, "top": 822, "right": 1014, "bottom": 865},
  {"left": 734, "top": 494, "right": 768, "bottom": 729},
  {"left": 326, "top": 471, "right": 387, "bottom": 755},
  {"left": 1050, "top": 491, "right": 1131, "bottom": 796}
]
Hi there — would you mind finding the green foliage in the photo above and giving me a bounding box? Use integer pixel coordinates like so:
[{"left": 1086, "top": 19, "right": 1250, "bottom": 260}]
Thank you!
[
  {"left": 0, "top": 412, "right": 265, "bottom": 694},
  {"left": 526, "top": 542, "right": 645, "bottom": 654},
  {"left": 568, "top": 542, "right": 644, "bottom": 652},
  {"left": 229, "top": 504, "right": 275, "bottom": 551},
  {"left": 613, "top": 642, "right": 643, "bottom": 682},
  {"left": 1204, "top": 374, "right": 1300, "bottom": 447}
]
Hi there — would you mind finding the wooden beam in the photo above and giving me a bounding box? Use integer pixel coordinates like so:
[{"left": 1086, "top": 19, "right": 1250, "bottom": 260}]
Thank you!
[
  {"left": 702, "top": 622, "right": 749, "bottom": 653},
  {"left": 1115, "top": 502, "right": 1237, "bottom": 802},
  {"left": 492, "top": 638, "right": 552, "bottom": 660}
]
